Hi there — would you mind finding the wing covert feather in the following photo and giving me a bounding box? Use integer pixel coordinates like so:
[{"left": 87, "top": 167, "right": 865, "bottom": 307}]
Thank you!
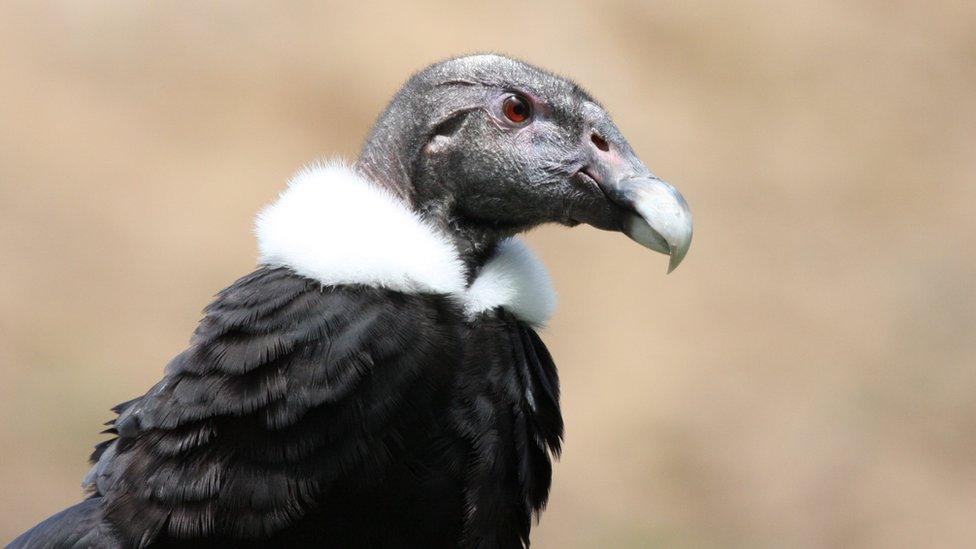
[{"left": 88, "top": 267, "right": 462, "bottom": 545}]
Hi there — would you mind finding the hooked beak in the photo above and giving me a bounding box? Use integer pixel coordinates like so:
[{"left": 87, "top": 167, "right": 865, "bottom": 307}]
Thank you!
[
  {"left": 600, "top": 174, "right": 693, "bottom": 273},
  {"left": 580, "top": 139, "right": 693, "bottom": 273}
]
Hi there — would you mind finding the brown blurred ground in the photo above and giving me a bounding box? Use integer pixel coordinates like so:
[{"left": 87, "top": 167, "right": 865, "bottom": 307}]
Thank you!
[{"left": 1, "top": 1, "right": 974, "bottom": 547}]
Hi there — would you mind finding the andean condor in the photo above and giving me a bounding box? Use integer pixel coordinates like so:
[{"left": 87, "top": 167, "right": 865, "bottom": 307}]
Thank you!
[{"left": 11, "top": 54, "right": 692, "bottom": 549}]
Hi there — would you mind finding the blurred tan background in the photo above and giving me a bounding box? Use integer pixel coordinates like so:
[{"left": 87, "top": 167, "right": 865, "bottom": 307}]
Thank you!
[{"left": 1, "top": 1, "right": 974, "bottom": 547}]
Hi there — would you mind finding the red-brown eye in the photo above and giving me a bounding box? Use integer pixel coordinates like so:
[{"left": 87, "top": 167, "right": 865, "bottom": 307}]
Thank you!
[{"left": 502, "top": 95, "right": 532, "bottom": 124}]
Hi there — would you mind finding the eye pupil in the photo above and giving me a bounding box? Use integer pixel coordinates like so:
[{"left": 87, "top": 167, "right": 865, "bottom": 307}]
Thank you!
[{"left": 503, "top": 95, "right": 531, "bottom": 123}]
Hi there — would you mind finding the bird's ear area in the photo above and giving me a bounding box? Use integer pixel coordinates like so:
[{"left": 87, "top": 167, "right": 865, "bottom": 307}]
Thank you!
[{"left": 423, "top": 108, "right": 475, "bottom": 156}]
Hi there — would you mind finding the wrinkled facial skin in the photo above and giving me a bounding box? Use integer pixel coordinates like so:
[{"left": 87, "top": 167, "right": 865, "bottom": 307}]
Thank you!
[{"left": 414, "top": 60, "right": 628, "bottom": 233}]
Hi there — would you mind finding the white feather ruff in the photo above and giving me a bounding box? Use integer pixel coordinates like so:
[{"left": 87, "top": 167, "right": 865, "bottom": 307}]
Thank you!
[
  {"left": 255, "top": 160, "right": 556, "bottom": 326},
  {"left": 463, "top": 239, "right": 556, "bottom": 326}
]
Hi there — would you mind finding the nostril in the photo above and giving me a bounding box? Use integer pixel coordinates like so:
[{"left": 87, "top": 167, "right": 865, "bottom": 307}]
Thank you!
[{"left": 591, "top": 133, "right": 610, "bottom": 152}]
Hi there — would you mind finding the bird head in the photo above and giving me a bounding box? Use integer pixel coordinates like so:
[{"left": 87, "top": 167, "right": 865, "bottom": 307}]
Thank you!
[{"left": 357, "top": 54, "right": 692, "bottom": 273}]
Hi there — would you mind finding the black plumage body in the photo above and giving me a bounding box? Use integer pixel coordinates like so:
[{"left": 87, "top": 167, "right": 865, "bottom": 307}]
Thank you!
[{"left": 12, "top": 267, "right": 562, "bottom": 548}]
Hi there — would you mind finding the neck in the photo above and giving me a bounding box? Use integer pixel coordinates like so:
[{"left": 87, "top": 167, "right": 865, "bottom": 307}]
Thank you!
[
  {"left": 355, "top": 156, "right": 518, "bottom": 279},
  {"left": 430, "top": 212, "right": 509, "bottom": 282}
]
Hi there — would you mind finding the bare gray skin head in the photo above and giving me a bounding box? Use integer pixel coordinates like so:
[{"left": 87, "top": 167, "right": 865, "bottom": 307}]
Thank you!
[{"left": 356, "top": 54, "right": 692, "bottom": 275}]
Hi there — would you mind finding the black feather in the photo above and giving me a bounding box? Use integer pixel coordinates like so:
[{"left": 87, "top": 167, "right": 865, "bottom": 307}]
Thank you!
[{"left": 18, "top": 266, "right": 562, "bottom": 548}]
